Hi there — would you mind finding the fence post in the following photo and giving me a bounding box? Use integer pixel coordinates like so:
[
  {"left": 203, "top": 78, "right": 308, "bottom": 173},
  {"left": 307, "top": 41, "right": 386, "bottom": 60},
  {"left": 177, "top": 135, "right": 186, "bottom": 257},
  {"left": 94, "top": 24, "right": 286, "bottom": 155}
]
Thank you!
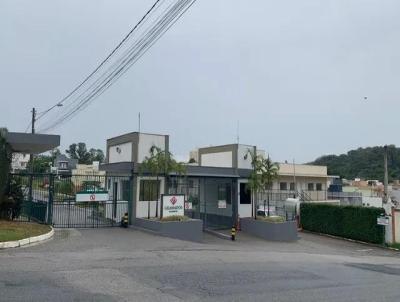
[{"left": 47, "top": 173, "right": 54, "bottom": 225}]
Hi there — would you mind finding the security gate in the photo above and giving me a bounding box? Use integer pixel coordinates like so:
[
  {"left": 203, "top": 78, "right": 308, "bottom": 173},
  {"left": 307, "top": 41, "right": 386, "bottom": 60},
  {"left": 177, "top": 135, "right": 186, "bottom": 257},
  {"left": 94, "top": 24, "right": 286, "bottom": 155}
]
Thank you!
[{"left": 11, "top": 173, "right": 132, "bottom": 228}]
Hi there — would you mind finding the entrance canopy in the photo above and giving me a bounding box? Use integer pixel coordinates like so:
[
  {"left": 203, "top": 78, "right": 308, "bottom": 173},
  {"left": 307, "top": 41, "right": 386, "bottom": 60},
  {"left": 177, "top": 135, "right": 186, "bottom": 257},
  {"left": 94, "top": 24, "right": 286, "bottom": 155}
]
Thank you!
[{"left": 5, "top": 132, "right": 60, "bottom": 154}]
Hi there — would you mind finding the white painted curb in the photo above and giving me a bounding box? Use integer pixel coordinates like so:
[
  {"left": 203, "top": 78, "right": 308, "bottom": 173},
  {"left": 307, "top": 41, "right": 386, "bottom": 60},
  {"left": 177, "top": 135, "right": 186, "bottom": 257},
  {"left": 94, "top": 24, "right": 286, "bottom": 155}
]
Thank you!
[{"left": 0, "top": 227, "right": 54, "bottom": 249}]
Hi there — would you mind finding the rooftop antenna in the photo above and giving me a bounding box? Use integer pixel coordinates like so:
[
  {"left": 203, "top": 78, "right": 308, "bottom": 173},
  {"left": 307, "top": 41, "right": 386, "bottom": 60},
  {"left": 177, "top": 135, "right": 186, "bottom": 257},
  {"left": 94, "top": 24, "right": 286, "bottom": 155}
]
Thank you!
[
  {"left": 138, "top": 112, "right": 141, "bottom": 133},
  {"left": 236, "top": 120, "right": 240, "bottom": 144}
]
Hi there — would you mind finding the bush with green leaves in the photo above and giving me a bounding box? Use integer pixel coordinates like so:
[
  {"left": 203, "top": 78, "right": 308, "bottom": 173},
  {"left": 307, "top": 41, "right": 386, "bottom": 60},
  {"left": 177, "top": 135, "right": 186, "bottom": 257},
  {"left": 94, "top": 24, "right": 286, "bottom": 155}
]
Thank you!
[{"left": 300, "top": 203, "right": 385, "bottom": 244}]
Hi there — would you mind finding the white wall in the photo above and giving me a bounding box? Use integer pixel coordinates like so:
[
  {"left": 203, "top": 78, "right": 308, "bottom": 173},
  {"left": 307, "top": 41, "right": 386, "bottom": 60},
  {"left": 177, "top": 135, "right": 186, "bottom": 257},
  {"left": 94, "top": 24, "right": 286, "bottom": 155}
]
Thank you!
[
  {"left": 108, "top": 142, "right": 132, "bottom": 163},
  {"left": 238, "top": 179, "right": 252, "bottom": 218},
  {"left": 237, "top": 145, "right": 253, "bottom": 169},
  {"left": 137, "top": 133, "right": 166, "bottom": 163},
  {"left": 201, "top": 151, "right": 232, "bottom": 168},
  {"left": 136, "top": 176, "right": 165, "bottom": 218},
  {"left": 362, "top": 196, "right": 383, "bottom": 208}
]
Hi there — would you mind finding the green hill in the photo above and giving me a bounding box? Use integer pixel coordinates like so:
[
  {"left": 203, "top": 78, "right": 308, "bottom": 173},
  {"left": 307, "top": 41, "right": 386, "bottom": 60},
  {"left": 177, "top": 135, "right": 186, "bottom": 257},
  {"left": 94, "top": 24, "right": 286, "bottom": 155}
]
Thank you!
[{"left": 309, "top": 145, "right": 400, "bottom": 181}]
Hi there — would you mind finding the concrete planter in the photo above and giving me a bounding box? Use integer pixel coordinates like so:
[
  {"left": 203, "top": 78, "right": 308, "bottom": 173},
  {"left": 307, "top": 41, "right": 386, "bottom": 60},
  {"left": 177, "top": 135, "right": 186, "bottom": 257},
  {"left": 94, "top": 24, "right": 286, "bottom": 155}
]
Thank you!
[
  {"left": 134, "top": 218, "right": 203, "bottom": 242},
  {"left": 241, "top": 218, "right": 298, "bottom": 242}
]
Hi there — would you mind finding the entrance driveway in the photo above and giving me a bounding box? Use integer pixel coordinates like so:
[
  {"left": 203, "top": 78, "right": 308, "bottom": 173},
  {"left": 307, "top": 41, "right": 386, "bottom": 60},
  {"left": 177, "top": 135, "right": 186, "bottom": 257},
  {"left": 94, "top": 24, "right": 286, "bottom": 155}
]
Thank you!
[{"left": 1, "top": 228, "right": 400, "bottom": 301}]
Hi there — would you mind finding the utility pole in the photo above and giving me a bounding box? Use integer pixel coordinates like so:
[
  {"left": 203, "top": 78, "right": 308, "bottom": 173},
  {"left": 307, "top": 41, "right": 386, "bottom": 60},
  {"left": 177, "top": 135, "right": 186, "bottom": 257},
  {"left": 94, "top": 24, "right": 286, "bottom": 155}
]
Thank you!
[
  {"left": 383, "top": 145, "right": 389, "bottom": 204},
  {"left": 28, "top": 107, "right": 36, "bottom": 203}
]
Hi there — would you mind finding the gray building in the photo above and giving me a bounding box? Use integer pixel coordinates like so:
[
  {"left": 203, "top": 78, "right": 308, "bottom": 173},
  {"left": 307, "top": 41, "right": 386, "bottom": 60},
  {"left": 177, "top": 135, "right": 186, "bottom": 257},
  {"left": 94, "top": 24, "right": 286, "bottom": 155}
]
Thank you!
[{"left": 54, "top": 154, "right": 78, "bottom": 174}]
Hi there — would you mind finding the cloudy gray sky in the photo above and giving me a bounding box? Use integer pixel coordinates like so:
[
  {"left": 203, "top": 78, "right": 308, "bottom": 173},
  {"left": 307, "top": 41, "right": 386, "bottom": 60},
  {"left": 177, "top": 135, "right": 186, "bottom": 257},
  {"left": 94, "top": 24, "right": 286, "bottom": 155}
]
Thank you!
[{"left": 1, "top": 0, "right": 400, "bottom": 163}]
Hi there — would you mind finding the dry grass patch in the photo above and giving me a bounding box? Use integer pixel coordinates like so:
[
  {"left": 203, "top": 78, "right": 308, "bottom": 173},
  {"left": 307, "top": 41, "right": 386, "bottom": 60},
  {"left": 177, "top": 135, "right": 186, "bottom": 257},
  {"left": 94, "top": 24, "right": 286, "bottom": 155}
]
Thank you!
[
  {"left": 0, "top": 220, "right": 51, "bottom": 242},
  {"left": 256, "top": 215, "right": 286, "bottom": 223},
  {"left": 160, "top": 215, "right": 189, "bottom": 222}
]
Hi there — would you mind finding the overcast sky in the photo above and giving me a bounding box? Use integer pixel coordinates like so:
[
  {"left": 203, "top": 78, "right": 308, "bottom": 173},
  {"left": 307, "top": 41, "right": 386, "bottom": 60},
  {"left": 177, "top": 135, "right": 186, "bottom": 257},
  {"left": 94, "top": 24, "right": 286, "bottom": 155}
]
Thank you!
[{"left": 1, "top": 0, "right": 400, "bottom": 163}]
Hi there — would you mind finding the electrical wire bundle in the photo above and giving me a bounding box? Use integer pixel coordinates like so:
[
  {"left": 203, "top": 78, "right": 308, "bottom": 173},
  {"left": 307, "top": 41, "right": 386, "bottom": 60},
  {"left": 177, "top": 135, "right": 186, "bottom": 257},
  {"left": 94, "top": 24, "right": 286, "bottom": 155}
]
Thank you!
[{"left": 36, "top": 0, "right": 197, "bottom": 133}]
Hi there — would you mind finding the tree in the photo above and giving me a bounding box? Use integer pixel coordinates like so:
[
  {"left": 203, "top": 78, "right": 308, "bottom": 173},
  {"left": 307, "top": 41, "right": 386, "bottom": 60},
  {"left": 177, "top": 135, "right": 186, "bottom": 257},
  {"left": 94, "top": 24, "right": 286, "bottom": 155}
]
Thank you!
[
  {"left": 261, "top": 156, "right": 279, "bottom": 217},
  {"left": 140, "top": 146, "right": 186, "bottom": 218},
  {"left": 310, "top": 145, "right": 400, "bottom": 181},
  {"left": 26, "top": 155, "right": 52, "bottom": 173},
  {"left": 66, "top": 143, "right": 104, "bottom": 164},
  {"left": 246, "top": 148, "right": 279, "bottom": 219},
  {"left": 89, "top": 148, "right": 105, "bottom": 163}
]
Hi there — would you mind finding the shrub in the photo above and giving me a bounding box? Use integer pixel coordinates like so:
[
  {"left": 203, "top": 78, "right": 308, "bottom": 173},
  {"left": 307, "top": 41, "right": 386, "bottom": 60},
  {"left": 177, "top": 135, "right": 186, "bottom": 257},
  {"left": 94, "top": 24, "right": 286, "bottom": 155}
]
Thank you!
[
  {"left": 300, "top": 203, "right": 385, "bottom": 244},
  {"left": 257, "top": 215, "right": 285, "bottom": 223},
  {"left": 160, "top": 215, "right": 189, "bottom": 222}
]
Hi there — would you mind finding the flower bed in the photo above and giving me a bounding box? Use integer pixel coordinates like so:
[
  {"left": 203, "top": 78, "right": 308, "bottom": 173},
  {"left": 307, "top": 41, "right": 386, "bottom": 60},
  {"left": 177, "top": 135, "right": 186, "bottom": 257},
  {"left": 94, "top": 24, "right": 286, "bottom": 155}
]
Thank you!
[{"left": 134, "top": 217, "right": 203, "bottom": 242}]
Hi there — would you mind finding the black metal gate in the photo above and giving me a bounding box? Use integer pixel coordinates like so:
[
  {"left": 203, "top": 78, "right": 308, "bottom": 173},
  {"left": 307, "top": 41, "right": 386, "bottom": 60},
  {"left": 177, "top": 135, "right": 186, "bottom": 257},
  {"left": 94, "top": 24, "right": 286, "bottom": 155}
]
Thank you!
[{"left": 11, "top": 173, "right": 132, "bottom": 228}]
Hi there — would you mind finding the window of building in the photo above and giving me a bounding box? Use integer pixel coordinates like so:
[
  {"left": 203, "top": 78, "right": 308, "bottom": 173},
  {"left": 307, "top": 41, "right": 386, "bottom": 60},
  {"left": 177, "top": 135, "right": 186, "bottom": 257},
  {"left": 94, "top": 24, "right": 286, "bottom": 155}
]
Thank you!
[
  {"left": 280, "top": 182, "right": 287, "bottom": 190},
  {"left": 218, "top": 184, "right": 232, "bottom": 204},
  {"left": 308, "top": 183, "right": 314, "bottom": 191},
  {"left": 240, "top": 183, "right": 251, "bottom": 204},
  {"left": 188, "top": 179, "right": 194, "bottom": 188},
  {"left": 139, "top": 180, "right": 160, "bottom": 201},
  {"left": 290, "top": 182, "right": 295, "bottom": 191},
  {"left": 59, "top": 162, "right": 68, "bottom": 169},
  {"left": 316, "top": 183, "right": 322, "bottom": 191}
]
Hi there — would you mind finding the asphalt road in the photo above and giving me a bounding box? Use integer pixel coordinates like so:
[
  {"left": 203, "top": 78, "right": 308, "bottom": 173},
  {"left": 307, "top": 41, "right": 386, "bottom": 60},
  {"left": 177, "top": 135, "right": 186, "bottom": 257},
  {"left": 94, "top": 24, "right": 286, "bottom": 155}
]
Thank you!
[{"left": 1, "top": 228, "right": 400, "bottom": 302}]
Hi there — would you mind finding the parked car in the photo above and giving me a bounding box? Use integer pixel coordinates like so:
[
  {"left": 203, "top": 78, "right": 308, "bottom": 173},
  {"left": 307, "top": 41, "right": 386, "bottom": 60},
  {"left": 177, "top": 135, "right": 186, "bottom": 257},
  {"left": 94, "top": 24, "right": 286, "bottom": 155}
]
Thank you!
[{"left": 257, "top": 206, "right": 276, "bottom": 217}]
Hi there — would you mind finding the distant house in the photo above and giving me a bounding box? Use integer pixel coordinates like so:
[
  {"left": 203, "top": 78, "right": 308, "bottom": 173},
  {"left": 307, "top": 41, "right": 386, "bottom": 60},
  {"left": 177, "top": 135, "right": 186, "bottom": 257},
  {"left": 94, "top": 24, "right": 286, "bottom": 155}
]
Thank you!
[
  {"left": 11, "top": 153, "right": 30, "bottom": 172},
  {"left": 53, "top": 154, "right": 78, "bottom": 174}
]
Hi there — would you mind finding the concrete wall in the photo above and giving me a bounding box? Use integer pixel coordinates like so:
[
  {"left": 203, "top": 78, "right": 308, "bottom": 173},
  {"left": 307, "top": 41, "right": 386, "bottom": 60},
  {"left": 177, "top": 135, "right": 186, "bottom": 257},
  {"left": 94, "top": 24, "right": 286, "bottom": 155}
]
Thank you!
[
  {"left": 362, "top": 196, "right": 383, "bottom": 208},
  {"left": 394, "top": 209, "right": 400, "bottom": 243},
  {"left": 137, "top": 133, "right": 166, "bottom": 163},
  {"left": 136, "top": 176, "right": 165, "bottom": 218},
  {"left": 279, "top": 163, "right": 327, "bottom": 177},
  {"left": 240, "top": 218, "right": 298, "bottom": 241},
  {"left": 201, "top": 151, "right": 233, "bottom": 168},
  {"left": 108, "top": 142, "right": 133, "bottom": 163},
  {"left": 237, "top": 145, "right": 253, "bottom": 170},
  {"left": 134, "top": 218, "right": 203, "bottom": 242}
]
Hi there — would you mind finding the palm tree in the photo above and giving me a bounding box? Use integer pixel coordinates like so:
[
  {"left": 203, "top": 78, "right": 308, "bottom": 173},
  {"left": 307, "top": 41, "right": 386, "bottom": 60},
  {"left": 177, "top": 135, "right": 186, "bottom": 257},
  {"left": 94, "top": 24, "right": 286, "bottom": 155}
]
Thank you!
[
  {"left": 246, "top": 149, "right": 279, "bottom": 219},
  {"left": 140, "top": 146, "right": 186, "bottom": 218},
  {"left": 261, "top": 156, "right": 279, "bottom": 216}
]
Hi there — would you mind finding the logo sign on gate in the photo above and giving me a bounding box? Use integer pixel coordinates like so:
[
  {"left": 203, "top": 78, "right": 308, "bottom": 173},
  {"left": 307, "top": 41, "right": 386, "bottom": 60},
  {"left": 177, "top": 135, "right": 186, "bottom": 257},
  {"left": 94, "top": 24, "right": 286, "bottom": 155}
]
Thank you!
[
  {"left": 162, "top": 194, "right": 185, "bottom": 217},
  {"left": 76, "top": 191, "right": 109, "bottom": 202}
]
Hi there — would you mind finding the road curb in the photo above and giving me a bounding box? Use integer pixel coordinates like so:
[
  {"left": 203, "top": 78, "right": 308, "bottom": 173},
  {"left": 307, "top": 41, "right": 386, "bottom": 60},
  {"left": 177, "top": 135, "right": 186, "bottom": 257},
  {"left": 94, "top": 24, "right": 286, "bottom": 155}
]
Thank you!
[
  {"left": 203, "top": 229, "right": 232, "bottom": 240},
  {"left": 301, "top": 230, "right": 400, "bottom": 252},
  {"left": 0, "top": 227, "right": 54, "bottom": 249}
]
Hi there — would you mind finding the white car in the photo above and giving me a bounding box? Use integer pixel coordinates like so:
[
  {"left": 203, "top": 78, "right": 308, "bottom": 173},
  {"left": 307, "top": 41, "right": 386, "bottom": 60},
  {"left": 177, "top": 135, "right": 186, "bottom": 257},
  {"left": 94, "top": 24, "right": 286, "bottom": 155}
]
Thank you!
[{"left": 257, "top": 206, "right": 276, "bottom": 217}]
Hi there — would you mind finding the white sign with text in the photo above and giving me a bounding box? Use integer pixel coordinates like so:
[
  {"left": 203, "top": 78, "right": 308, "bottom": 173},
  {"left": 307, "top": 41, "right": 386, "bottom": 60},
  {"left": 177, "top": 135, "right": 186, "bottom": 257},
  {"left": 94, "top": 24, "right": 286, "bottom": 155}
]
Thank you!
[{"left": 162, "top": 194, "right": 185, "bottom": 217}]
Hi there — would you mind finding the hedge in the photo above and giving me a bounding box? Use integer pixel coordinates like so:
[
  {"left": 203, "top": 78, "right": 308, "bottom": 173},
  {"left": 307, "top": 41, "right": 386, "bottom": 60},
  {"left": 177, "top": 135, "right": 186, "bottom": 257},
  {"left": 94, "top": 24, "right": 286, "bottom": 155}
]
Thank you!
[{"left": 300, "top": 203, "right": 385, "bottom": 244}]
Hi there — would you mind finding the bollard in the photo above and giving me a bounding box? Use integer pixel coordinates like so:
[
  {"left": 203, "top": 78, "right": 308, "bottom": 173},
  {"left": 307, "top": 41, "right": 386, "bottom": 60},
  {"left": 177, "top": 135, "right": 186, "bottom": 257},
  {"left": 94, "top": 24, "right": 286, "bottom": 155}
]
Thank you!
[
  {"left": 121, "top": 212, "right": 128, "bottom": 228},
  {"left": 231, "top": 226, "right": 236, "bottom": 241}
]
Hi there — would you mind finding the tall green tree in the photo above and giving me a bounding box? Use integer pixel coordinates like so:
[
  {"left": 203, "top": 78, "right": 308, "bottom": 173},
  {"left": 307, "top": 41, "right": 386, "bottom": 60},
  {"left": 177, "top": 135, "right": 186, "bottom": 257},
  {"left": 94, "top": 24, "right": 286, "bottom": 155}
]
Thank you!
[
  {"left": 66, "top": 143, "right": 104, "bottom": 164},
  {"left": 310, "top": 145, "right": 400, "bottom": 181}
]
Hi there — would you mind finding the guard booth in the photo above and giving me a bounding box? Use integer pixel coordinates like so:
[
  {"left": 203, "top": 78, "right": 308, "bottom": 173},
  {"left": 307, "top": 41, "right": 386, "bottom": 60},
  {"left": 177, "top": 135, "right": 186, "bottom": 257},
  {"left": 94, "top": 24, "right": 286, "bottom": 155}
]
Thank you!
[{"left": 168, "top": 166, "right": 239, "bottom": 231}]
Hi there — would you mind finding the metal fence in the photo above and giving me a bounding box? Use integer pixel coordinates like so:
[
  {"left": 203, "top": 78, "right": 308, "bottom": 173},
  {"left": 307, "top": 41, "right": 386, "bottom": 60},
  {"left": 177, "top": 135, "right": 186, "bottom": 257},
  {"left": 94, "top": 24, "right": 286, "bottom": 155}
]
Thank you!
[{"left": 9, "top": 173, "right": 132, "bottom": 228}]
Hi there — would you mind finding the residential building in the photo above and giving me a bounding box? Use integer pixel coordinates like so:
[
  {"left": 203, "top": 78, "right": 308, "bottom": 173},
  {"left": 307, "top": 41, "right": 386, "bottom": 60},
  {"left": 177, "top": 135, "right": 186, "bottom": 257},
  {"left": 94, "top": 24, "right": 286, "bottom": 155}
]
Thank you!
[
  {"left": 11, "top": 153, "right": 30, "bottom": 172},
  {"left": 53, "top": 154, "right": 78, "bottom": 175},
  {"left": 71, "top": 161, "right": 106, "bottom": 188}
]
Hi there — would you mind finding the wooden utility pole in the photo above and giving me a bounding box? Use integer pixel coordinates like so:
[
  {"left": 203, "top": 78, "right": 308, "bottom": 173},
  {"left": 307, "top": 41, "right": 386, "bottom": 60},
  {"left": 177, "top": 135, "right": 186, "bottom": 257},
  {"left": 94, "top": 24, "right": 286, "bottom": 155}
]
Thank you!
[
  {"left": 28, "top": 107, "right": 36, "bottom": 202},
  {"left": 383, "top": 145, "right": 388, "bottom": 204}
]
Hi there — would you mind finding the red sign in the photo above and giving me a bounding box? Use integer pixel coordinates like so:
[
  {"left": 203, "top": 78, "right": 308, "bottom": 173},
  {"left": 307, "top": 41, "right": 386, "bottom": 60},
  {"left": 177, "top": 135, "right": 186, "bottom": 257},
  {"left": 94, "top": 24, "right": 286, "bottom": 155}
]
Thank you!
[
  {"left": 90, "top": 194, "right": 96, "bottom": 201},
  {"left": 170, "top": 196, "right": 177, "bottom": 205}
]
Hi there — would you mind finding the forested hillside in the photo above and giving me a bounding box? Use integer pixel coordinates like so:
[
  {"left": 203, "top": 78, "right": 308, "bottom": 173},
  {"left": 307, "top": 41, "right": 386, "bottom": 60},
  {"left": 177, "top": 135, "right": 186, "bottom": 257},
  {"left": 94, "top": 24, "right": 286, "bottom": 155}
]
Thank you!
[{"left": 309, "top": 145, "right": 400, "bottom": 181}]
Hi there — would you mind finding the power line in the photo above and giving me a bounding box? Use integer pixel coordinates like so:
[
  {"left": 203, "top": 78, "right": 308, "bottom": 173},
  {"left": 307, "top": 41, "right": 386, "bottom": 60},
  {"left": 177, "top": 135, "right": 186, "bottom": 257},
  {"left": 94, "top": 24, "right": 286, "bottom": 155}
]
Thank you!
[
  {"left": 38, "top": 0, "right": 197, "bottom": 133},
  {"left": 36, "top": 0, "right": 163, "bottom": 122}
]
